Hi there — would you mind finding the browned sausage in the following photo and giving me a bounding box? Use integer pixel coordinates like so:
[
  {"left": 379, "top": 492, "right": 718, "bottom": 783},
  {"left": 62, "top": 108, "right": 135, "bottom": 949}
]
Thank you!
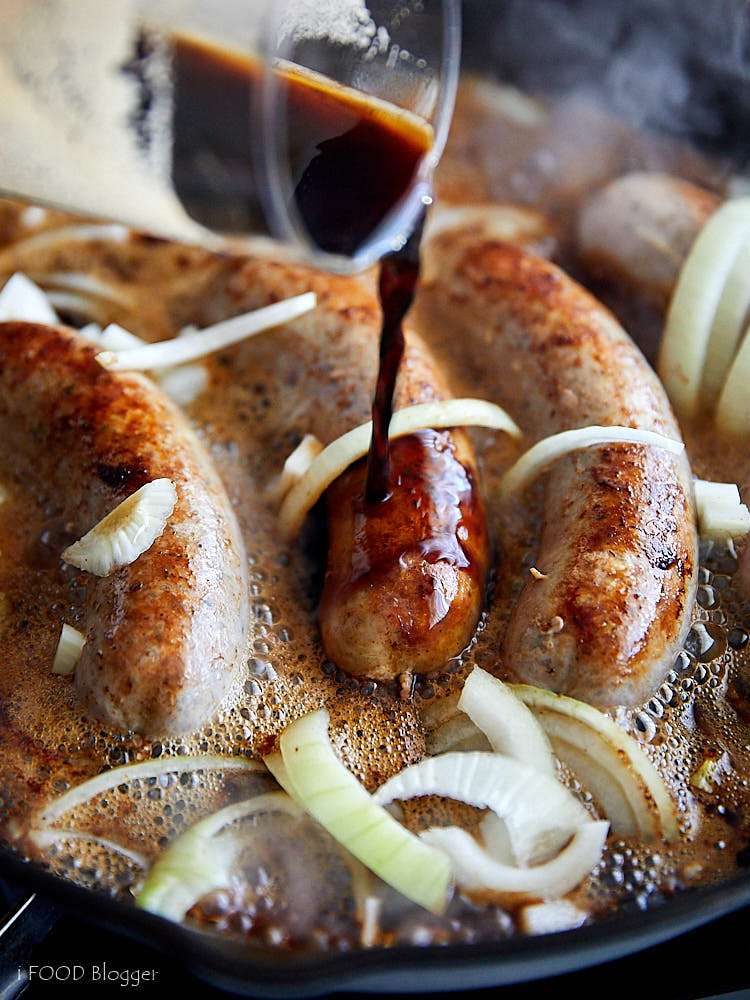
[
  {"left": 196, "top": 253, "right": 492, "bottom": 682},
  {"left": 0, "top": 320, "right": 249, "bottom": 736},
  {"left": 414, "top": 234, "right": 698, "bottom": 707},
  {"left": 576, "top": 171, "right": 720, "bottom": 311}
]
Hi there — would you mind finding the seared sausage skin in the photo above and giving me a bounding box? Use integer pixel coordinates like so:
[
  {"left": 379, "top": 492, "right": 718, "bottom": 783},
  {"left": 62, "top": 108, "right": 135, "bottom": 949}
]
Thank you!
[
  {"left": 415, "top": 236, "right": 698, "bottom": 707},
  {"left": 201, "top": 255, "right": 492, "bottom": 681},
  {"left": 0, "top": 321, "right": 249, "bottom": 736}
]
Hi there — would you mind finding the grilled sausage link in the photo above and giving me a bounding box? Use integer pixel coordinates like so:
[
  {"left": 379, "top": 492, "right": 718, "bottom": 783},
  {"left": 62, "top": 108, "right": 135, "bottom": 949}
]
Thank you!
[
  {"left": 198, "top": 254, "right": 492, "bottom": 681},
  {"left": 576, "top": 171, "right": 720, "bottom": 311},
  {"left": 414, "top": 233, "right": 698, "bottom": 707},
  {"left": 0, "top": 321, "right": 249, "bottom": 737}
]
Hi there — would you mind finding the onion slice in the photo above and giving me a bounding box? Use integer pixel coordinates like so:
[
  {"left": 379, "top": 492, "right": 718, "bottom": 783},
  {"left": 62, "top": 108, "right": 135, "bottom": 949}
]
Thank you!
[
  {"left": 700, "top": 234, "right": 750, "bottom": 409},
  {"left": 278, "top": 399, "right": 522, "bottom": 540},
  {"left": 694, "top": 479, "right": 750, "bottom": 540},
  {"left": 372, "top": 751, "right": 591, "bottom": 867},
  {"left": 51, "top": 623, "right": 85, "bottom": 676},
  {"left": 61, "top": 478, "right": 177, "bottom": 576},
  {"left": 510, "top": 685, "right": 679, "bottom": 841},
  {"left": 0, "top": 225, "right": 129, "bottom": 268},
  {"left": 273, "top": 434, "right": 324, "bottom": 503},
  {"left": 715, "top": 328, "right": 750, "bottom": 436},
  {"left": 421, "top": 822, "right": 608, "bottom": 901},
  {"left": 37, "top": 756, "right": 265, "bottom": 829},
  {"left": 270, "top": 709, "right": 453, "bottom": 914},
  {"left": 659, "top": 197, "right": 750, "bottom": 420},
  {"left": 458, "top": 667, "right": 555, "bottom": 776},
  {"left": 498, "top": 425, "right": 684, "bottom": 498},
  {"left": 136, "top": 792, "right": 302, "bottom": 922},
  {"left": 97, "top": 293, "right": 316, "bottom": 372},
  {"left": 29, "top": 829, "right": 149, "bottom": 870}
]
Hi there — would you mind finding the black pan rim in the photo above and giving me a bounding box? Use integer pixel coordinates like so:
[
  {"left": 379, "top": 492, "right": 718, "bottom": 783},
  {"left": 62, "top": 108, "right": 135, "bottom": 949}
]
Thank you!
[{"left": 3, "top": 841, "right": 750, "bottom": 997}]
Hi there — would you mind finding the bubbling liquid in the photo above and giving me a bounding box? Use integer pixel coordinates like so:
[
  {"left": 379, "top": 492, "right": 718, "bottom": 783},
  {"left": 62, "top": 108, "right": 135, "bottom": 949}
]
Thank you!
[{"left": 1, "top": 77, "right": 750, "bottom": 951}]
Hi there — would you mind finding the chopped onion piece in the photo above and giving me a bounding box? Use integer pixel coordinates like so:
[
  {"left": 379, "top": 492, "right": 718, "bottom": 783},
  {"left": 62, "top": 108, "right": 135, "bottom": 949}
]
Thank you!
[
  {"left": 273, "top": 709, "right": 452, "bottom": 914},
  {"left": 421, "top": 822, "right": 608, "bottom": 901},
  {"left": 62, "top": 479, "right": 177, "bottom": 577},
  {"left": 694, "top": 479, "right": 750, "bottom": 540},
  {"left": 458, "top": 667, "right": 555, "bottom": 776},
  {"left": 51, "top": 623, "right": 85, "bottom": 676},
  {"left": 498, "top": 426, "right": 684, "bottom": 498},
  {"left": 37, "top": 756, "right": 265, "bottom": 829},
  {"left": 0, "top": 272, "right": 58, "bottom": 323},
  {"left": 278, "top": 399, "right": 522, "bottom": 540},
  {"left": 373, "top": 751, "right": 591, "bottom": 867},
  {"left": 510, "top": 685, "right": 679, "bottom": 841},
  {"left": 659, "top": 198, "right": 750, "bottom": 420},
  {"left": 97, "top": 293, "right": 316, "bottom": 372},
  {"left": 29, "top": 829, "right": 149, "bottom": 870},
  {"left": 518, "top": 899, "right": 588, "bottom": 935},
  {"left": 715, "top": 327, "right": 750, "bottom": 436},
  {"left": 136, "top": 792, "right": 302, "bottom": 921}
]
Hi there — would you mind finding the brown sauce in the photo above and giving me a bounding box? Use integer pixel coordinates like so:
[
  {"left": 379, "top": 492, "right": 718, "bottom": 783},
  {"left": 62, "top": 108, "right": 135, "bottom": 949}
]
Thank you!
[{"left": 1, "top": 75, "right": 750, "bottom": 952}]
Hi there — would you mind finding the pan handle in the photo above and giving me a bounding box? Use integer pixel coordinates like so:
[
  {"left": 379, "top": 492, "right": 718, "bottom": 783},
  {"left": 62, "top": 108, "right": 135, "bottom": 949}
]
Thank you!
[{"left": 0, "top": 893, "right": 59, "bottom": 1000}]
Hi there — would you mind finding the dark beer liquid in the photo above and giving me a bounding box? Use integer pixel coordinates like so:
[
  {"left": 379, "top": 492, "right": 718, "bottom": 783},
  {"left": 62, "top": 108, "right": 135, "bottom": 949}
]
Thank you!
[
  {"left": 365, "top": 218, "right": 425, "bottom": 503},
  {"left": 171, "top": 32, "right": 433, "bottom": 494},
  {"left": 171, "top": 32, "right": 432, "bottom": 255}
]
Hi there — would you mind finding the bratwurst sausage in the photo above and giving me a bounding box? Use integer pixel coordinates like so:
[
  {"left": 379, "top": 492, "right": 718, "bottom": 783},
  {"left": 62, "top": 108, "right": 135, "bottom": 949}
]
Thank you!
[
  {"left": 576, "top": 171, "right": 720, "bottom": 311},
  {"left": 0, "top": 320, "right": 249, "bottom": 737},
  {"left": 199, "top": 253, "right": 492, "bottom": 682},
  {"left": 414, "top": 232, "right": 698, "bottom": 707}
]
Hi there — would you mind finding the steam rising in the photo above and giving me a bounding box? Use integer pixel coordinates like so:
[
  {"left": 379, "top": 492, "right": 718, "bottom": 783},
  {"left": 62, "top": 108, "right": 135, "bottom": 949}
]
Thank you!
[{"left": 463, "top": 0, "right": 750, "bottom": 164}]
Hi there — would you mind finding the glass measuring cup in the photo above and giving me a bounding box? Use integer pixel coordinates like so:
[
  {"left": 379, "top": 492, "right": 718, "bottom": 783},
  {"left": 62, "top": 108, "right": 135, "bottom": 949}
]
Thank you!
[{"left": 0, "top": 0, "right": 460, "bottom": 273}]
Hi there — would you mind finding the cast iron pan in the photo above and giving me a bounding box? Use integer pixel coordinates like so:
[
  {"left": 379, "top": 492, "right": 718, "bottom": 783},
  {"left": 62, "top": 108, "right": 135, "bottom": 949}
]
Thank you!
[
  {"left": 2, "top": 843, "right": 750, "bottom": 996},
  {"left": 4, "top": 1, "right": 750, "bottom": 995}
]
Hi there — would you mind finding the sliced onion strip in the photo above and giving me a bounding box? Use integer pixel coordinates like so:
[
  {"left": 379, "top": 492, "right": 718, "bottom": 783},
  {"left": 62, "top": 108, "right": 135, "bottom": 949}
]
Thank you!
[
  {"left": 61, "top": 478, "right": 177, "bottom": 576},
  {"left": 659, "top": 198, "right": 750, "bottom": 420},
  {"left": 458, "top": 666, "right": 555, "bottom": 776},
  {"left": 98, "top": 293, "right": 316, "bottom": 372},
  {"left": 715, "top": 328, "right": 750, "bottom": 436},
  {"left": 29, "top": 829, "right": 149, "bottom": 870},
  {"left": 278, "top": 399, "right": 522, "bottom": 540},
  {"left": 510, "top": 684, "right": 679, "bottom": 841},
  {"left": 421, "top": 822, "right": 608, "bottom": 901},
  {"left": 372, "top": 751, "right": 591, "bottom": 867},
  {"left": 271, "top": 709, "right": 453, "bottom": 914},
  {"left": 136, "top": 791, "right": 302, "bottom": 921},
  {"left": 700, "top": 234, "right": 750, "bottom": 409},
  {"left": 0, "top": 225, "right": 129, "bottom": 268},
  {"left": 498, "top": 425, "right": 684, "bottom": 498},
  {"left": 38, "top": 271, "right": 134, "bottom": 308},
  {"left": 37, "top": 756, "right": 265, "bottom": 829}
]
